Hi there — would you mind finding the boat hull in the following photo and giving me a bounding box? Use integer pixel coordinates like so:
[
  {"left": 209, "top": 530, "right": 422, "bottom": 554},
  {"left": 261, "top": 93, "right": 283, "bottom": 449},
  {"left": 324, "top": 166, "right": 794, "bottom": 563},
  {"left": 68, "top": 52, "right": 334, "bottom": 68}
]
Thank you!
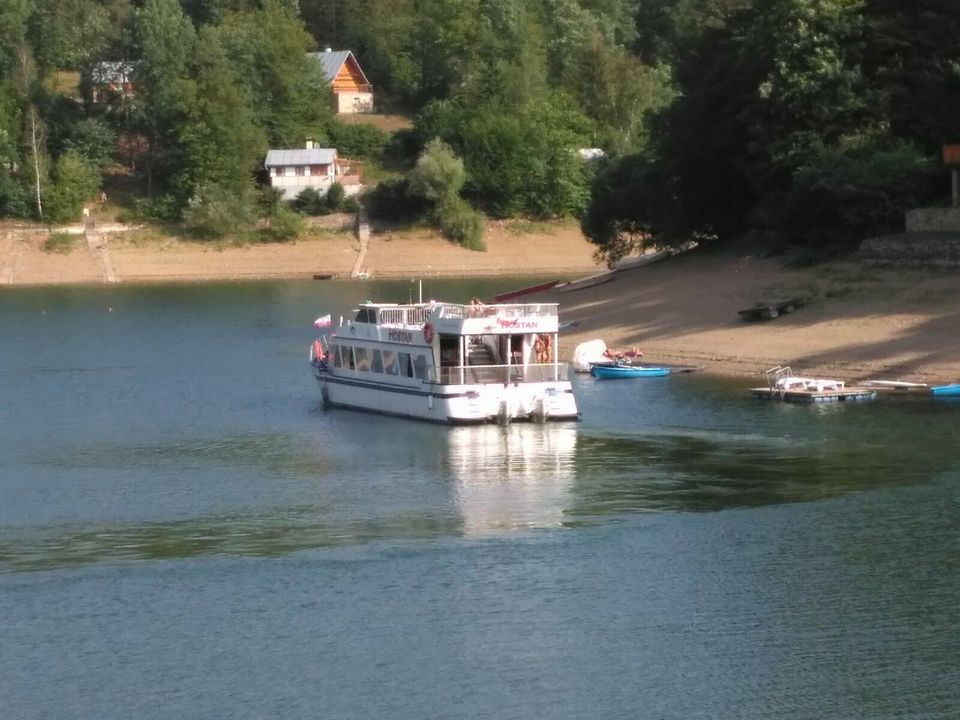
[
  {"left": 590, "top": 365, "right": 670, "bottom": 379},
  {"left": 317, "top": 372, "right": 579, "bottom": 424},
  {"left": 931, "top": 383, "right": 960, "bottom": 397}
]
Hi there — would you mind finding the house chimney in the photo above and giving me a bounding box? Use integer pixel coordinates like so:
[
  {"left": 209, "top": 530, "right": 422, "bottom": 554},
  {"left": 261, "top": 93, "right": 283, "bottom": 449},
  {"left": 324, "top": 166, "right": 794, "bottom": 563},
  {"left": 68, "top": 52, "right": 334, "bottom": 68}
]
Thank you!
[
  {"left": 324, "top": 47, "right": 332, "bottom": 53},
  {"left": 305, "top": 137, "right": 314, "bottom": 149}
]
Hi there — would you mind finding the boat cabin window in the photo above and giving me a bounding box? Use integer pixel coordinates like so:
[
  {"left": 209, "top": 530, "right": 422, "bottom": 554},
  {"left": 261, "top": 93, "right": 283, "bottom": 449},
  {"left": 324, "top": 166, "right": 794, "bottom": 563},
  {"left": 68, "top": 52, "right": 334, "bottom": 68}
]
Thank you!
[
  {"left": 371, "top": 349, "right": 384, "bottom": 374},
  {"left": 332, "top": 344, "right": 342, "bottom": 368},
  {"left": 355, "top": 347, "right": 370, "bottom": 371},
  {"left": 354, "top": 308, "right": 376, "bottom": 323},
  {"left": 342, "top": 345, "right": 355, "bottom": 370},
  {"left": 413, "top": 354, "right": 428, "bottom": 380},
  {"left": 383, "top": 350, "right": 399, "bottom": 376},
  {"left": 399, "top": 352, "right": 414, "bottom": 378}
]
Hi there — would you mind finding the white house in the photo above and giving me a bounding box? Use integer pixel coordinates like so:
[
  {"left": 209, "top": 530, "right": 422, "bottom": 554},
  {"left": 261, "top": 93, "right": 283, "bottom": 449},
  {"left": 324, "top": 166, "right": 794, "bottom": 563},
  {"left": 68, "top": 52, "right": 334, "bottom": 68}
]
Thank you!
[{"left": 264, "top": 141, "right": 364, "bottom": 199}]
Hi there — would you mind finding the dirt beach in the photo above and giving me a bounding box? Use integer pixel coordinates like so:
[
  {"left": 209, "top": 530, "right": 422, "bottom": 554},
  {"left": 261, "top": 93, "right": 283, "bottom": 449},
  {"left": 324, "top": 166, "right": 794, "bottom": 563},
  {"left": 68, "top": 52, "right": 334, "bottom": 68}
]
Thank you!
[
  {"left": 4, "top": 221, "right": 960, "bottom": 383},
  {"left": 552, "top": 249, "right": 960, "bottom": 385}
]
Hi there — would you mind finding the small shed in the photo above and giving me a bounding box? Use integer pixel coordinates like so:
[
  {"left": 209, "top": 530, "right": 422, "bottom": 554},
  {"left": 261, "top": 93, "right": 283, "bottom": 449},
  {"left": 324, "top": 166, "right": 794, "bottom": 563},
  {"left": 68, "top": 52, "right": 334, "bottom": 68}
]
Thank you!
[
  {"left": 306, "top": 48, "right": 374, "bottom": 114},
  {"left": 87, "top": 61, "right": 137, "bottom": 104}
]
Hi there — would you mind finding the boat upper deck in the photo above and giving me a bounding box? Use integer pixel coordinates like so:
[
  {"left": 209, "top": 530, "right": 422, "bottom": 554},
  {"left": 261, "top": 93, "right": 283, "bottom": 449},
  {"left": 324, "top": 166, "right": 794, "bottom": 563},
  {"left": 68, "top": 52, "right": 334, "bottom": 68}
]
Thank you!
[{"left": 350, "top": 301, "right": 560, "bottom": 336}]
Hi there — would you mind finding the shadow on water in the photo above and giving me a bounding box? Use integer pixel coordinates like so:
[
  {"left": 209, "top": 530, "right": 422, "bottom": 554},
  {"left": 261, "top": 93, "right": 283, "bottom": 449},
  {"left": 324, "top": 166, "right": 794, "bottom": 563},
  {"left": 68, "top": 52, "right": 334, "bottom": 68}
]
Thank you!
[
  {"left": 567, "top": 429, "right": 950, "bottom": 517},
  {"left": 2, "top": 418, "right": 956, "bottom": 572},
  {"left": 34, "top": 431, "right": 336, "bottom": 477},
  {"left": 0, "top": 510, "right": 464, "bottom": 573}
]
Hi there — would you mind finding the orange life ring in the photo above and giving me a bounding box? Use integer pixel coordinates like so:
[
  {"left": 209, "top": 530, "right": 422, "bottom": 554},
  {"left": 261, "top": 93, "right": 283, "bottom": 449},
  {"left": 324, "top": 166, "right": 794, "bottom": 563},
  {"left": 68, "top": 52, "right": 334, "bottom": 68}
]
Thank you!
[{"left": 423, "top": 322, "right": 434, "bottom": 344}]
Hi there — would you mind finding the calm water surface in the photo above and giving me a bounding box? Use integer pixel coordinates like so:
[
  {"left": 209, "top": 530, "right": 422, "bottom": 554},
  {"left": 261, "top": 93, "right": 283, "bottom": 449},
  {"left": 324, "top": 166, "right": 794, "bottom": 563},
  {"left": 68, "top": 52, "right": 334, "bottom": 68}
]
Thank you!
[{"left": 1, "top": 279, "right": 959, "bottom": 719}]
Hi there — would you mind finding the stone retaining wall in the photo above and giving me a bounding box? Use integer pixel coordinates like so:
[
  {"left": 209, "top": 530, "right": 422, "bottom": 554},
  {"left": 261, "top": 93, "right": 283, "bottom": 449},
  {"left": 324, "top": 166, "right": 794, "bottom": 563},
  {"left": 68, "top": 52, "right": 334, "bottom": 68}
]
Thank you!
[
  {"left": 905, "top": 208, "right": 960, "bottom": 232},
  {"left": 859, "top": 232, "right": 960, "bottom": 267}
]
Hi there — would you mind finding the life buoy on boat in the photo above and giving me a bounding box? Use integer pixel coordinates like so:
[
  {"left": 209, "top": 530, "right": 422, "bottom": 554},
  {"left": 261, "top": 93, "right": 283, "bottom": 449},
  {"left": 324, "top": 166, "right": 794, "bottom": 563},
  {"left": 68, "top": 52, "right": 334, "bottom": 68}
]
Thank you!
[{"left": 423, "top": 322, "right": 434, "bottom": 344}]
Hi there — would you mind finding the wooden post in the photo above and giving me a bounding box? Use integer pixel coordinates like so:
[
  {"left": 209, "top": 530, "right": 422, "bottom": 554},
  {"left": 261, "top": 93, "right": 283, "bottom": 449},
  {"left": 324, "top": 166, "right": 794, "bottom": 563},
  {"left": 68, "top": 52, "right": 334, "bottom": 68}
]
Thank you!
[{"left": 943, "top": 145, "right": 960, "bottom": 207}]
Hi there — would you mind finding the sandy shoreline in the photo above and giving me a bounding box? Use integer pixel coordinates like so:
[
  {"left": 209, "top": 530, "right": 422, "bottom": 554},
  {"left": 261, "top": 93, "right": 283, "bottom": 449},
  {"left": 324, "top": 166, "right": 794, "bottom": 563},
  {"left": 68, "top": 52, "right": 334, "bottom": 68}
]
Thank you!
[
  {"left": 552, "top": 250, "right": 960, "bottom": 385},
  {"left": 0, "top": 220, "right": 602, "bottom": 285},
  {"left": 4, "top": 221, "right": 960, "bottom": 384}
]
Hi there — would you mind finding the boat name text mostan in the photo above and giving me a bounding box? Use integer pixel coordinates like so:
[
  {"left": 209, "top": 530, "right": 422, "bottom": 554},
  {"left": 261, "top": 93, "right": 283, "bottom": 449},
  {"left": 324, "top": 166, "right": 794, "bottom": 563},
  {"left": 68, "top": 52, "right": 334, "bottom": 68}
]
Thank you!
[
  {"left": 495, "top": 317, "right": 540, "bottom": 330},
  {"left": 387, "top": 329, "right": 416, "bottom": 343}
]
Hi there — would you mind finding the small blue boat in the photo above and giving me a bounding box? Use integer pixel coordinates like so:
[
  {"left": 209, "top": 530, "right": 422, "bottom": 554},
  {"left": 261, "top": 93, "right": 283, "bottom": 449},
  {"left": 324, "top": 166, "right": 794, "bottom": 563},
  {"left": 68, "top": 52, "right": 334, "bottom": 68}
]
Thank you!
[
  {"left": 590, "top": 363, "right": 671, "bottom": 379},
  {"left": 930, "top": 383, "right": 960, "bottom": 397}
]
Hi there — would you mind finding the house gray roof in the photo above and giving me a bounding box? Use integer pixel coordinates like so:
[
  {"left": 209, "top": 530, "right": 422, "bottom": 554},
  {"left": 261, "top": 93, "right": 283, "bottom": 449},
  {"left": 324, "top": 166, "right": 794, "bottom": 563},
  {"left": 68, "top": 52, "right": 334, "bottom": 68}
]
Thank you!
[
  {"left": 305, "top": 49, "right": 371, "bottom": 86},
  {"left": 265, "top": 148, "right": 337, "bottom": 166}
]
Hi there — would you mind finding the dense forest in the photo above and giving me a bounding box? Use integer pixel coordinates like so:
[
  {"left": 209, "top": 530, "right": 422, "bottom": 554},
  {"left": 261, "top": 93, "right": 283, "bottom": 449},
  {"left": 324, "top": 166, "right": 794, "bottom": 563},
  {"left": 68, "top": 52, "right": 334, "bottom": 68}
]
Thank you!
[{"left": 1, "top": 0, "right": 959, "bottom": 260}]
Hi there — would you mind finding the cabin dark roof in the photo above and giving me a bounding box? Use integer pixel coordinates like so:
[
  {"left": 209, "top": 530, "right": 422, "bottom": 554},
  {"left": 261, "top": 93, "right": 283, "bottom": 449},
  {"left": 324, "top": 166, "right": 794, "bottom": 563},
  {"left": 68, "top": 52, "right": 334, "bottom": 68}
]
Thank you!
[{"left": 305, "top": 49, "right": 371, "bottom": 87}]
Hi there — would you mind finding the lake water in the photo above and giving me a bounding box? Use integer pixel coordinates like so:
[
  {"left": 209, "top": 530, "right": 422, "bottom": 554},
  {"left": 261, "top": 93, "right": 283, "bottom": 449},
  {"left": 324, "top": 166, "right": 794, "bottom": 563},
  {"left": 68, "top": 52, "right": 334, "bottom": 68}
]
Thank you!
[{"left": 2, "top": 279, "right": 959, "bottom": 720}]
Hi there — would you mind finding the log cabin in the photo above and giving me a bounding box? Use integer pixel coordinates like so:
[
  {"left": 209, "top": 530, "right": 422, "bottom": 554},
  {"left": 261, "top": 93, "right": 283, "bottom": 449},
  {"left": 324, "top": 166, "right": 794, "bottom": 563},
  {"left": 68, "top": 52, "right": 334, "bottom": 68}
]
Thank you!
[{"left": 306, "top": 48, "right": 374, "bottom": 114}]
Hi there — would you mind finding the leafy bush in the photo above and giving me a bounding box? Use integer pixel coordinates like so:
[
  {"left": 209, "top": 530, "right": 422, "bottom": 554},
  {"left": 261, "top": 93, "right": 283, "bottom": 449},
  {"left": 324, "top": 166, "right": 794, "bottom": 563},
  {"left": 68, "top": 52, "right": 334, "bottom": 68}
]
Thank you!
[
  {"left": 342, "top": 195, "right": 360, "bottom": 213},
  {"left": 0, "top": 171, "right": 29, "bottom": 218},
  {"left": 776, "top": 139, "right": 937, "bottom": 252},
  {"left": 291, "top": 187, "right": 325, "bottom": 215},
  {"left": 365, "top": 176, "right": 428, "bottom": 221},
  {"left": 325, "top": 182, "right": 346, "bottom": 212},
  {"left": 327, "top": 121, "right": 388, "bottom": 159},
  {"left": 259, "top": 202, "right": 304, "bottom": 242},
  {"left": 381, "top": 129, "right": 419, "bottom": 170},
  {"left": 183, "top": 183, "right": 257, "bottom": 239},
  {"left": 61, "top": 118, "right": 117, "bottom": 169},
  {"left": 43, "top": 232, "right": 77, "bottom": 253},
  {"left": 437, "top": 197, "right": 485, "bottom": 251},
  {"left": 44, "top": 151, "right": 101, "bottom": 223},
  {"left": 121, "top": 195, "right": 181, "bottom": 223}
]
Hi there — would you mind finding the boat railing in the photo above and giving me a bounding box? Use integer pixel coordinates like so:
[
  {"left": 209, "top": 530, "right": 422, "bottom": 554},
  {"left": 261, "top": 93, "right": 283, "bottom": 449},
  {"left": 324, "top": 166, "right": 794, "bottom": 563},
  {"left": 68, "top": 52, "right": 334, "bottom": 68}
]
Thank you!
[
  {"left": 377, "top": 306, "right": 432, "bottom": 327},
  {"left": 433, "top": 362, "right": 568, "bottom": 385},
  {"left": 765, "top": 365, "right": 794, "bottom": 389},
  {"left": 436, "top": 303, "right": 559, "bottom": 320}
]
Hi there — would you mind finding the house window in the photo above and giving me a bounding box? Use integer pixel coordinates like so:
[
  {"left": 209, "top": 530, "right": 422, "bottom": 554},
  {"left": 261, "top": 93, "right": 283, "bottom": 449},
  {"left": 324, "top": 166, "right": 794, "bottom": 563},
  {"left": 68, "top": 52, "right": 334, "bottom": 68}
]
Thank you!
[
  {"left": 310, "top": 165, "right": 324, "bottom": 176},
  {"left": 272, "top": 166, "right": 283, "bottom": 176},
  {"left": 295, "top": 166, "right": 305, "bottom": 176}
]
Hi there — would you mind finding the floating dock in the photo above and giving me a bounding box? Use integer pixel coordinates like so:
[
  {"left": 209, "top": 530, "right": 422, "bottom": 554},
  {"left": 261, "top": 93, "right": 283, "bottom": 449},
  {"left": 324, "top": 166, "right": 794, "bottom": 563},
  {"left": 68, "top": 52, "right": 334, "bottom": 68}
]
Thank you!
[
  {"left": 752, "top": 365, "right": 877, "bottom": 403},
  {"left": 751, "top": 386, "right": 877, "bottom": 403}
]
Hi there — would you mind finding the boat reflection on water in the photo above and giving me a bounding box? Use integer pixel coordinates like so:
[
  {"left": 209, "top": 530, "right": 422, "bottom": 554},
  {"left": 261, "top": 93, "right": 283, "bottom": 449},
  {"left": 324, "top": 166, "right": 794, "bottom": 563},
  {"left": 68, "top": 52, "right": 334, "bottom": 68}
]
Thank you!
[{"left": 448, "top": 424, "right": 578, "bottom": 536}]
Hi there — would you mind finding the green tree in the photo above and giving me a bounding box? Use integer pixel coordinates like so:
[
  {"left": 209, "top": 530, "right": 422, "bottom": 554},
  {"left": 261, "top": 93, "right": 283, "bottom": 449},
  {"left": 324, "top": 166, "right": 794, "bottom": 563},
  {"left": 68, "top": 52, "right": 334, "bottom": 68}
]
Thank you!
[
  {"left": 44, "top": 149, "right": 99, "bottom": 222},
  {"left": 175, "top": 26, "right": 265, "bottom": 200},
  {"left": 217, "top": 0, "right": 332, "bottom": 146},
  {"left": 28, "top": 0, "right": 114, "bottom": 71},
  {"left": 135, "top": 0, "right": 196, "bottom": 197},
  {"left": 408, "top": 137, "right": 465, "bottom": 207},
  {"left": 564, "top": 31, "right": 674, "bottom": 155},
  {"left": 863, "top": 0, "right": 960, "bottom": 153}
]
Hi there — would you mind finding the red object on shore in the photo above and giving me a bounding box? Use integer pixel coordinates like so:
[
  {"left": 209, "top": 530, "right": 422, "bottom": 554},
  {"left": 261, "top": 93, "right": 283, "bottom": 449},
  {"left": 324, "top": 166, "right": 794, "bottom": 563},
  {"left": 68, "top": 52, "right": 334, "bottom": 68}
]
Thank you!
[{"left": 493, "top": 280, "right": 560, "bottom": 303}]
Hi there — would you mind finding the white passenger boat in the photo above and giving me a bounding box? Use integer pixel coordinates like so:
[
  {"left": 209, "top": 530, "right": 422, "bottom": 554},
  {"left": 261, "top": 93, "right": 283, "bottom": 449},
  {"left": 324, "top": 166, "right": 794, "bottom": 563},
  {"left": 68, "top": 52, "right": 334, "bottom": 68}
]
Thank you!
[{"left": 309, "top": 300, "right": 580, "bottom": 424}]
